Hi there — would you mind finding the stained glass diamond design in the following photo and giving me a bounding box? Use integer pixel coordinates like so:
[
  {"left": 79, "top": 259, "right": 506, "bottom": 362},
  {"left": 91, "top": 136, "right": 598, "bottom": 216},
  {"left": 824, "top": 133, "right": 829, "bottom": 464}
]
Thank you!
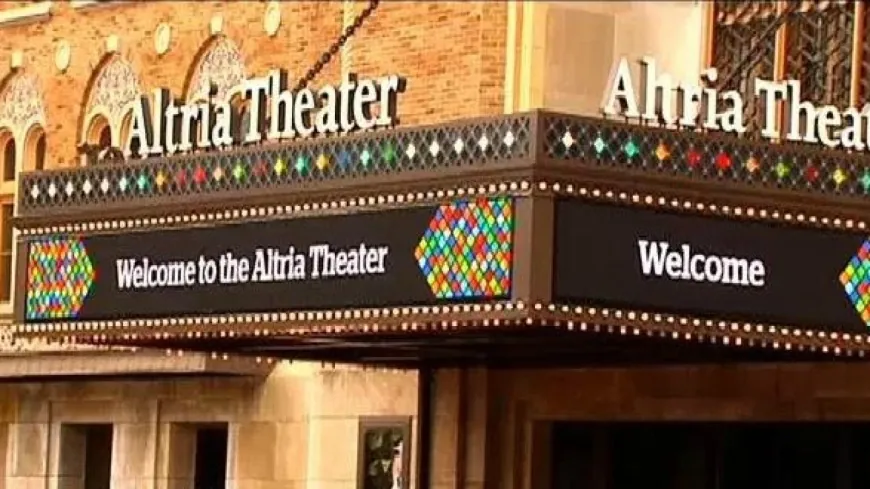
[
  {"left": 414, "top": 198, "right": 513, "bottom": 300},
  {"left": 26, "top": 238, "right": 95, "bottom": 320},
  {"left": 840, "top": 238, "right": 870, "bottom": 328}
]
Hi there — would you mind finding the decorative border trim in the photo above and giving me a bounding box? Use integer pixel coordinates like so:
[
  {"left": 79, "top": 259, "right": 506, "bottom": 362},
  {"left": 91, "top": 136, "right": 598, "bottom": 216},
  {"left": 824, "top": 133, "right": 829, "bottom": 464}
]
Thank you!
[
  {"left": 15, "top": 300, "right": 870, "bottom": 358},
  {"left": 534, "top": 303, "right": 869, "bottom": 358},
  {"left": 0, "top": 1, "right": 52, "bottom": 27},
  {"left": 537, "top": 180, "right": 869, "bottom": 232},
  {"left": 19, "top": 181, "right": 531, "bottom": 236},
  {"left": 15, "top": 301, "right": 525, "bottom": 338},
  {"left": 21, "top": 176, "right": 870, "bottom": 238}
]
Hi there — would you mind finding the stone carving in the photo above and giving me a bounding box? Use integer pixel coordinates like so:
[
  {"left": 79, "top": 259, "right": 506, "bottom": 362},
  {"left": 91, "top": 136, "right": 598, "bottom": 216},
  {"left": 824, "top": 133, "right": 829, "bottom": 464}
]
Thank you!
[
  {"left": 188, "top": 36, "right": 247, "bottom": 103},
  {"left": 0, "top": 72, "right": 45, "bottom": 133},
  {"left": 86, "top": 56, "right": 141, "bottom": 124}
]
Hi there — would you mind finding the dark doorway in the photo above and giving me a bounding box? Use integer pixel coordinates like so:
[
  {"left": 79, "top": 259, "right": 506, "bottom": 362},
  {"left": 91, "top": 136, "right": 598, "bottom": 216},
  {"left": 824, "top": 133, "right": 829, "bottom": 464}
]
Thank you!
[
  {"left": 551, "top": 422, "right": 870, "bottom": 489},
  {"left": 83, "top": 424, "right": 113, "bottom": 489},
  {"left": 193, "top": 424, "right": 228, "bottom": 489}
]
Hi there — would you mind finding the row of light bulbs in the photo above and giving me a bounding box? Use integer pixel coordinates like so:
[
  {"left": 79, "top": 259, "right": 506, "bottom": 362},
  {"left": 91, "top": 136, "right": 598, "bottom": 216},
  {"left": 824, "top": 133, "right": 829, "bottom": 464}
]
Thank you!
[
  {"left": 20, "top": 182, "right": 531, "bottom": 236},
  {"left": 21, "top": 177, "right": 866, "bottom": 238},
  {"left": 22, "top": 299, "right": 867, "bottom": 359}
]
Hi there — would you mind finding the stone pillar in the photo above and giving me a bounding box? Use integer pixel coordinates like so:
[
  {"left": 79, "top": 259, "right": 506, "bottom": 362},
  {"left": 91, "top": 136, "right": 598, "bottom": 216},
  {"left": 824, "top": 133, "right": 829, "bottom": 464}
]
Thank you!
[
  {"left": 111, "top": 421, "right": 156, "bottom": 489},
  {"left": 7, "top": 394, "right": 49, "bottom": 489},
  {"left": 428, "top": 368, "right": 496, "bottom": 489},
  {"left": 510, "top": 196, "right": 554, "bottom": 303},
  {"left": 227, "top": 422, "right": 276, "bottom": 489},
  {"left": 155, "top": 424, "right": 194, "bottom": 489}
]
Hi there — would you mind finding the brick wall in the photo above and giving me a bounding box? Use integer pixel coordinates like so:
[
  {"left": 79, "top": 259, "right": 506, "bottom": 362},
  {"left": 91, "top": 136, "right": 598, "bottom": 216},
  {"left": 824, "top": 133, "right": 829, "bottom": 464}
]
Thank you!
[{"left": 0, "top": 0, "right": 507, "bottom": 169}]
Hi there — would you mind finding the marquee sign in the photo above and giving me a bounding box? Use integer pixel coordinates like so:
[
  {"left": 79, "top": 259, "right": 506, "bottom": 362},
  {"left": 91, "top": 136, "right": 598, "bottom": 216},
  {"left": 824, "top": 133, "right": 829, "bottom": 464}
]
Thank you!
[
  {"left": 554, "top": 200, "right": 870, "bottom": 334},
  {"left": 602, "top": 56, "right": 868, "bottom": 151},
  {"left": 126, "top": 70, "right": 405, "bottom": 158},
  {"left": 23, "top": 198, "right": 513, "bottom": 322}
]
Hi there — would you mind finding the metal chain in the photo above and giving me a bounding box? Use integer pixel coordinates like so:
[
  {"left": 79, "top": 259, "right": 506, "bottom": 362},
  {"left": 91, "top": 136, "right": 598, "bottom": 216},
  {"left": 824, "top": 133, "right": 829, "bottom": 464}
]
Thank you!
[{"left": 293, "top": 0, "right": 380, "bottom": 92}]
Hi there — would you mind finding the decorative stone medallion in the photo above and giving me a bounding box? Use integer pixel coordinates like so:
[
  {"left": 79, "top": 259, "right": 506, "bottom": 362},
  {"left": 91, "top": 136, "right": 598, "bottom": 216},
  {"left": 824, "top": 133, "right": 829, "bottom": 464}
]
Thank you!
[
  {"left": 155, "top": 23, "right": 172, "bottom": 55},
  {"left": 264, "top": 2, "right": 281, "bottom": 37},
  {"left": 55, "top": 40, "right": 71, "bottom": 73}
]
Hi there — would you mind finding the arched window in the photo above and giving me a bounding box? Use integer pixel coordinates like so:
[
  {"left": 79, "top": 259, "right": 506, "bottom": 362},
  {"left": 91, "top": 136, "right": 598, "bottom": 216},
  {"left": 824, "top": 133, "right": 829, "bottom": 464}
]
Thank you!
[
  {"left": 2, "top": 138, "right": 15, "bottom": 182},
  {"left": 98, "top": 125, "right": 112, "bottom": 150},
  {"left": 34, "top": 133, "right": 46, "bottom": 171}
]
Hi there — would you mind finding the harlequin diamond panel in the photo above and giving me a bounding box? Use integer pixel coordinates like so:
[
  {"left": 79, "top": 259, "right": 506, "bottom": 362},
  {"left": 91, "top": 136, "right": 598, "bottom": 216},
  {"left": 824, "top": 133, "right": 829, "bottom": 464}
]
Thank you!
[
  {"left": 840, "top": 239, "right": 870, "bottom": 329},
  {"left": 19, "top": 116, "right": 531, "bottom": 216},
  {"left": 543, "top": 113, "right": 870, "bottom": 197},
  {"left": 26, "top": 238, "right": 95, "bottom": 320},
  {"left": 415, "top": 197, "right": 513, "bottom": 299}
]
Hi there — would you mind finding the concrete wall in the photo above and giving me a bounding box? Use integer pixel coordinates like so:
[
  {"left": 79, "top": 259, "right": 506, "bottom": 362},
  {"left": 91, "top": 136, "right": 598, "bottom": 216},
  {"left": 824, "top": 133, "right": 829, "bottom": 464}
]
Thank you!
[
  {"left": 535, "top": 1, "right": 708, "bottom": 116},
  {"left": 0, "top": 363, "right": 418, "bottom": 489}
]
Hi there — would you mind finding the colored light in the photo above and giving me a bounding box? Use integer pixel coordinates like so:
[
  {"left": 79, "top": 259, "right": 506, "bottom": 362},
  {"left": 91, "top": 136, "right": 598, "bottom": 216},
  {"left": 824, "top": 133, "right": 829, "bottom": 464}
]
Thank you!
[
  {"left": 592, "top": 137, "right": 606, "bottom": 155},
  {"left": 136, "top": 174, "right": 149, "bottom": 191},
  {"left": 805, "top": 165, "right": 819, "bottom": 182},
  {"left": 861, "top": 171, "right": 870, "bottom": 191},
  {"left": 687, "top": 149, "right": 701, "bottom": 168},
  {"left": 623, "top": 141, "right": 639, "bottom": 158},
  {"left": 193, "top": 166, "right": 207, "bottom": 184},
  {"left": 316, "top": 154, "right": 329, "bottom": 171},
  {"left": 415, "top": 198, "right": 513, "bottom": 300},
  {"left": 26, "top": 238, "right": 95, "bottom": 320},
  {"left": 295, "top": 155, "right": 309, "bottom": 174},
  {"left": 775, "top": 161, "right": 790, "bottom": 179},
  {"left": 338, "top": 151, "right": 352, "bottom": 169},
  {"left": 654, "top": 143, "right": 670, "bottom": 161},
  {"left": 232, "top": 163, "right": 246, "bottom": 181},
  {"left": 715, "top": 152, "right": 732, "bottom": 171},
  {"left": 274, "top": 158, "right": 287, "bottom": 176},
  {"left": 253, "top": 161, "right": 269, "bottom": 177},
  {"left": 833, "top": 168, "right": 847, "bottom": 186},
  {"left": 360, "top": 149, "right": 372, "bottom": 167},
  {"left": 745, "top": 157, "right": 760, "bottom": 173},
  {"left": 383, "top": 143, "right": 397, "bottom": 164}
]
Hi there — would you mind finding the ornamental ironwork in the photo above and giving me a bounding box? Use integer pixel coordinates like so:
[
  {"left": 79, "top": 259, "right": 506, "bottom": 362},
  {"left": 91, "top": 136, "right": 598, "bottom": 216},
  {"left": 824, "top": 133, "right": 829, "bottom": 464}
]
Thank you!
[
  {"left": 19, "top": 115, "right": 531, "bottom": 214},
  {"left": 712, "top": 0, "right": 779, "bottom": 138},
  {"left": 544, "top": 113, "right": 870, "bottom": 196},
  {"left": 783, "top": 2, "right": 854, "bottom": 109}
]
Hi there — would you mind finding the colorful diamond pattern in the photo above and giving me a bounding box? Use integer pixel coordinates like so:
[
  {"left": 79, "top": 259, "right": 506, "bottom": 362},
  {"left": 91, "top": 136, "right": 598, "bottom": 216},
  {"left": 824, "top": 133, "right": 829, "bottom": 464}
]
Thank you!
[
  {"left": 27, "top": 112, "right": 870, "bottom": 216},
  {"left": 25, "top": 238, "right": 95, "bottom": 320},
  {"left": 414, "top": 198, "right": 513, "bottom": 300},
  {"left": 840, "top": 239, "right": 870, "bottom": 328}
]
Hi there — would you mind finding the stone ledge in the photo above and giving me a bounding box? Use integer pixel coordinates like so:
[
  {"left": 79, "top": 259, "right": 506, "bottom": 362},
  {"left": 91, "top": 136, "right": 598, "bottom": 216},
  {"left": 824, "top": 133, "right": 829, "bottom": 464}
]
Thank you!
[
  {"left": 0, "top": 349, "right": 273, "bottom": 379},
  {"left": 0, "top": 1, "right": 53, "bottom": 28},
  {"left": 69, "top": 0, "right": 121, "bottom": 10}
]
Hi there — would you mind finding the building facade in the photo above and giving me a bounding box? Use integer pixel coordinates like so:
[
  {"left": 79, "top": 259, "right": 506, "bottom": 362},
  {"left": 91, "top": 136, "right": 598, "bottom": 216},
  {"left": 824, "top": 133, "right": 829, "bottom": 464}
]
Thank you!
[{"left": 5, "top": 2, "right": 870, "bottom": 489}]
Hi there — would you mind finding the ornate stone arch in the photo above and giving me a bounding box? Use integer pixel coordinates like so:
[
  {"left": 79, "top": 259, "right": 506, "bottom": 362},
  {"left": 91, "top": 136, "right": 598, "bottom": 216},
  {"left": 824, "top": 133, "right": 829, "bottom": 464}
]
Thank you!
[
  {"left": 0, "top": 71, "right": 46, "bottom": 174},
  {"left": 185, "top": 35, "right": 247, "bottom": 103},
  {"left": 80, "top": 55, "right": 142, "bottom": 148}
]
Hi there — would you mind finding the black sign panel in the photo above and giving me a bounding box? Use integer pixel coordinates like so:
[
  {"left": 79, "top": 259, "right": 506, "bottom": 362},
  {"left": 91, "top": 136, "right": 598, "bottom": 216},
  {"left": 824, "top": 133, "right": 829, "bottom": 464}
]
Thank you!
[
  {"left": 554, "top": 200, "right": 870, "bottom": 334},
  {"left": 24, "top": 199, "right": 514, "bottom": 322}
]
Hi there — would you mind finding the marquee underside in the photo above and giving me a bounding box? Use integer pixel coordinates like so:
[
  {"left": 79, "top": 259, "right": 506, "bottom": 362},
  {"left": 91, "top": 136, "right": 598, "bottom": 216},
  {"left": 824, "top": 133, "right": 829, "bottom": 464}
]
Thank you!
[{"left": 77, "top": 327, "right": 843, "bottom": 368}]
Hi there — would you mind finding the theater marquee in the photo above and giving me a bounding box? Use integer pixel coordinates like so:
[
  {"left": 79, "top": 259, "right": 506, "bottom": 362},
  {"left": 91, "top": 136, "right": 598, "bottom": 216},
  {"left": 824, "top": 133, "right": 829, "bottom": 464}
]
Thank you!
[
  {"left": 553, "top": 200, "right": 870, "bottom": 334},
  {"left": 23, "top": 198, "right": 514, "bottom": 322}
]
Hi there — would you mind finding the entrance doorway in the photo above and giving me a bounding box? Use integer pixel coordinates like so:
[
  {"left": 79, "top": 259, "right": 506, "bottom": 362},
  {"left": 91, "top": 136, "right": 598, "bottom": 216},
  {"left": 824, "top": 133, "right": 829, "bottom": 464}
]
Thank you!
[
  {"left": 193, "top": 424, "right": 229, "bottom": 489},
  {"left": 57, "top": 424, "right": 113, "bottom": 489},
  {"left": 551, "top": 422, "right": 870, "bottom": 489}
]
